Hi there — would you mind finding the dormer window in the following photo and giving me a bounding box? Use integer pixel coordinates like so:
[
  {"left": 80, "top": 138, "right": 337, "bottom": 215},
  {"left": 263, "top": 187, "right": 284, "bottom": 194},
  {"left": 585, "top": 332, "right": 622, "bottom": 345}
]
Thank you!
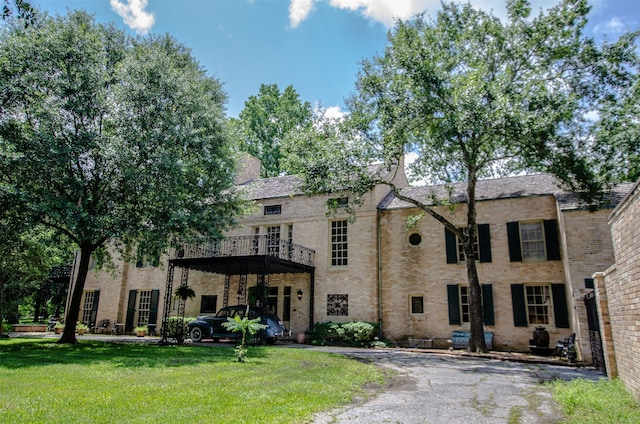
[{"left": 264, "top": 205, "right": 281, "bottom": 215}]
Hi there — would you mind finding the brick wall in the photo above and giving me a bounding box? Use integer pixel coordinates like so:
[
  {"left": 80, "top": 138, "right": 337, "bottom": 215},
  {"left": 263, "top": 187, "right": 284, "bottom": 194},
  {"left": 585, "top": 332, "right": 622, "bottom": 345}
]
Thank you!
[
  {"left": 379, "top": 195, "right": 573, "bottom": 351},
  {"left": 602, "top": 181, "right": 640, "bottom": 401}
]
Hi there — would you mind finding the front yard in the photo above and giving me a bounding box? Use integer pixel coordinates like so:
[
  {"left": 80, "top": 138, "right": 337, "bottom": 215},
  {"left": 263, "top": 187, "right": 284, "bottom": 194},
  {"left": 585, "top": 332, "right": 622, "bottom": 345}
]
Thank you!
[{"left": 0, "top": 339, "right": 384, "bottom": 423}]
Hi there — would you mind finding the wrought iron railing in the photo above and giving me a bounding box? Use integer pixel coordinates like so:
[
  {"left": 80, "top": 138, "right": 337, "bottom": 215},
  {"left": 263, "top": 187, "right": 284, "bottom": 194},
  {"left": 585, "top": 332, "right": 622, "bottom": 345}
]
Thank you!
[{"left": 171, "top": 235, "right": 315, "bottom": 267}]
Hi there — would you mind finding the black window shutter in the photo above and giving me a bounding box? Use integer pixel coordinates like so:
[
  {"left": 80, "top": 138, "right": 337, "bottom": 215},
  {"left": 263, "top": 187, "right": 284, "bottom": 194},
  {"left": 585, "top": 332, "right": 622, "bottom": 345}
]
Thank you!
[
  {"left": 482, "top": 284, "right": 495, "bottom": 326},
  {"left": 478, "top": 224, "right": 492, "bottom": 263},
  {"left": 447, "top": 284, "right": 461, "bottom": 325},
  {"left": 90, "top": 290, "right": 100, "bottom": 326},
  {"left": 445, "top": 228, "right": 458, "bottom": 264},
  {"left": 507, "top": 222, "right": 522, "bottom": 262},
  {"left": 125, "top": 290, "right": 137, "bottom": 333},
  {"left": 551, "top": 283, "right": 570, "bottom": 328},
  {"left": 148, "top": 289, "right": 160, "bottom": 326},
  {"left": 511, "top": 284, "right": 528, "bottom": 327},
  {"left": 544, "top": 219, "right": 561, "bottom": 260}
]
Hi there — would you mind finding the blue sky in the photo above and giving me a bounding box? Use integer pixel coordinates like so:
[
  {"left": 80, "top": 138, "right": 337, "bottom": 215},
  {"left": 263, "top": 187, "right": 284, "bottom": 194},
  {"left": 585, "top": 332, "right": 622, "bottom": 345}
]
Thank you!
[{"left": 32, "top": 0, "right": 640, "bottom": 118}]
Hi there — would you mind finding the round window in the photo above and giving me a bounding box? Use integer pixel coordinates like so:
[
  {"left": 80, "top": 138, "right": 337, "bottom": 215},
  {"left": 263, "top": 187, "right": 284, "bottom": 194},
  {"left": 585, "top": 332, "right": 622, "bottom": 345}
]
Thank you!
[{"left": 408, "top": 233, "right": 422, "bottom": 246}]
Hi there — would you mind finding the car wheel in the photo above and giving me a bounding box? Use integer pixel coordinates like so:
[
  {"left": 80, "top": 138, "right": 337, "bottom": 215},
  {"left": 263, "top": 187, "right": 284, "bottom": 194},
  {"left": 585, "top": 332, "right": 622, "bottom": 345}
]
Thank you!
[
  {"left": 267, "top": 338, "right": 276, "bottom": 345},
  {"left": 190, "top": 327, "right": 203, "bottom": 342}
]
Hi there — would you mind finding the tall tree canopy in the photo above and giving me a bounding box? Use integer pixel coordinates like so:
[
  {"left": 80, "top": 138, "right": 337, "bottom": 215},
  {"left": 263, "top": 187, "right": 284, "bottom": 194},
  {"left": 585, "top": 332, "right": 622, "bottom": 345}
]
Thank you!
[
  {"left": 235, "top": 83, "right": 313, "bottom": 177},
  {"left": 286, "top": 0, "right": 639, "bottom": 352},
  {"left": 0, "top": 11, "right": 244, "bottom": 343}
]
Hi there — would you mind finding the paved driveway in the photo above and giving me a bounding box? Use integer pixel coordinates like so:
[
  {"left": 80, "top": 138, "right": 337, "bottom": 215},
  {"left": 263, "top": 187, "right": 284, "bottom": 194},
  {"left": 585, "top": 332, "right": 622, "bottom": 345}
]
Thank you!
[{"left": 307, "top": 347, "right": 603, "bottom": 424}]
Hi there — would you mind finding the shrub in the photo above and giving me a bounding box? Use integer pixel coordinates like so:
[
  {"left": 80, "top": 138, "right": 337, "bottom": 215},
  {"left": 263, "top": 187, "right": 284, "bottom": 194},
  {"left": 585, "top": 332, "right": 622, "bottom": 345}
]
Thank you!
[
  {"left": 307, "top": 321, "right": 379, "bottom": 347},
  {"left": 166, "top": 317, "right": 194, "bottom": 343}
]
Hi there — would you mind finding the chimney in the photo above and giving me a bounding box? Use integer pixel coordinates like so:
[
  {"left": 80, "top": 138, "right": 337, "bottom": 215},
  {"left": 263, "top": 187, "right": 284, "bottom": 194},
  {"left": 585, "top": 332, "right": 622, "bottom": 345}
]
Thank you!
[{"left": 234, "top": 152, "right": 261, "bottom": 185}]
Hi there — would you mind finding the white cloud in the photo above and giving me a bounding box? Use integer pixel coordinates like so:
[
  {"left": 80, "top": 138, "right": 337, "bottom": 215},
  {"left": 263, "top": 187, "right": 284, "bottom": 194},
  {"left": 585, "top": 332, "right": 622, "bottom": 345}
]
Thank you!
[
  {"left": 594, "top": 17, "right": 626, "bottom": 35},
  {"left": 289, "top": 0, "right": 316, "bottom": 28},
  {"left": 110, "top": 0, "right": 155, "bottom": 34},
  {"left": 329, "top": 0, "right": 435, "bottom": 27},
  {"left": 289, "top": 0, "right": 566, "bottom": 29},
  {"left": 323, "top": 105, "right": 347, "bottom": 120}
]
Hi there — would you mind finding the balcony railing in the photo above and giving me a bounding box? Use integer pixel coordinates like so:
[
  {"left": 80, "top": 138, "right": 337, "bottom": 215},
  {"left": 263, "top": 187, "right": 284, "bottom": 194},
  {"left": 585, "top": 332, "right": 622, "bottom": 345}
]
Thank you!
[{"left": 171, "top": 235, "right": 315, "bottom": 268}]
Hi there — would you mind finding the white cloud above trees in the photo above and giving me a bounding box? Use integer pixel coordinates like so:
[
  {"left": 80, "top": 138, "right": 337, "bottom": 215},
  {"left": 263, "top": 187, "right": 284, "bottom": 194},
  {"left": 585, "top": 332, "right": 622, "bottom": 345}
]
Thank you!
[{"left": 110, "top": 0, "right": 155, "bottom": 34}]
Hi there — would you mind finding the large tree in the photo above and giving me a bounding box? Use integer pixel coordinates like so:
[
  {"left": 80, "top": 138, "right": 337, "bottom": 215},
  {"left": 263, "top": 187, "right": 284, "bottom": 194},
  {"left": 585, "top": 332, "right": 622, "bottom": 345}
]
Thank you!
[
  {"left": 235, "top": 83, "right": 313, "bottom": 177},
  {"left": 286, "top": 0, "right": 638, "bottom": 352},
  {"left": 0, "top": 11, "right": 243, "bottom": 343}
]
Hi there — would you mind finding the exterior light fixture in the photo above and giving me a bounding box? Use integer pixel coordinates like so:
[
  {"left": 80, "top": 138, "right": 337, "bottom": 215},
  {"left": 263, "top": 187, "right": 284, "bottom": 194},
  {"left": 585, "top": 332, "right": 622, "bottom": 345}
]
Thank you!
[{"left": 297, "top": 289, "right": 303, "bottom": 301}]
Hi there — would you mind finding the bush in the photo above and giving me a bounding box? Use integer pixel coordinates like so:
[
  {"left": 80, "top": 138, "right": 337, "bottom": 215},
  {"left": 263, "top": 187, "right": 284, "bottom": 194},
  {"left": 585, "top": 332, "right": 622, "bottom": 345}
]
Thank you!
[
  {"left": 166, "top": 317, "right": 194, "bottom": 343},
  {"left": 307, "top": 321, "right": 379, "bottom": 347}
]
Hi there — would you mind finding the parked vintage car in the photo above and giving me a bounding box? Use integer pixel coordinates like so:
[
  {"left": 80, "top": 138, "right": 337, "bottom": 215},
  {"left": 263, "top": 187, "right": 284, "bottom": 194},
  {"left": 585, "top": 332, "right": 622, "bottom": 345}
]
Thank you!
[{"left": 188, "top": 305, "right": 288, "bottom": 344}]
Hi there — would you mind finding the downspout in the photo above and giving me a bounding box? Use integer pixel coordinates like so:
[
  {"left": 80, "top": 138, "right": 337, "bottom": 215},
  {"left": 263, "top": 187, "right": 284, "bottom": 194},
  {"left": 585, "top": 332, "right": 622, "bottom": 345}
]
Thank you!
[{"left": 377, "top": 208, "right": 383, "bottom": 340}]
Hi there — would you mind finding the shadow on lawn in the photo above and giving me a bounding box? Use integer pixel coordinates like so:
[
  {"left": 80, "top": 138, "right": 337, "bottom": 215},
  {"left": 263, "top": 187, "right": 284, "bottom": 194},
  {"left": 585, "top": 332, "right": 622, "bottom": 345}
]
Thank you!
[{"left": 0, "top": 339, "right": 270, "bottom": 369}]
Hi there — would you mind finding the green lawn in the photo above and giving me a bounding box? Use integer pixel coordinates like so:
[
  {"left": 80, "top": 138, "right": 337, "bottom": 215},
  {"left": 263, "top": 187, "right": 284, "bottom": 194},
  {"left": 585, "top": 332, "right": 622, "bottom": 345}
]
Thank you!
[
  {"left": 549, "top": 377, "right": 640, "bottom": 424},
  {"left": 0, "top": 339, "right": 384, "bottom": 423}
]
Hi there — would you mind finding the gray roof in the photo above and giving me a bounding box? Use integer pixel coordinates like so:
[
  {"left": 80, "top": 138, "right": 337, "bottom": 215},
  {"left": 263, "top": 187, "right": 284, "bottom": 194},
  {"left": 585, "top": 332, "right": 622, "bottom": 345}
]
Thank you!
[
  {"left": 379, "top": 174, "right": 565, "bottom": 210},
  {"left": 554, "top": 181, "right": 636, "bottom": 211},
  {"left": 239, "top": 175, "right": 304, "bottom": 200},
  {"left": 240, "top": 171, "right": 635, "bottom": 212}
]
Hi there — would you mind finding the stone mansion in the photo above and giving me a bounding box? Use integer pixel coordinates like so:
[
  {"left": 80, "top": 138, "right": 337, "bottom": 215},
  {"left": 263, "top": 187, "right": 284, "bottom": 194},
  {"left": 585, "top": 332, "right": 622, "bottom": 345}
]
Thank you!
[{"left": 73, "top": 154, "right": 632, "bottom": 365}]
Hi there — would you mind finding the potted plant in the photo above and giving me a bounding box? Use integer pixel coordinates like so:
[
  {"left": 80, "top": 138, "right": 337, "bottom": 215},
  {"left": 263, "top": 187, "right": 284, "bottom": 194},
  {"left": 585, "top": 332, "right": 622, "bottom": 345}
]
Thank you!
[
  {"left": 76, "top": 323, "right": 89, "bottom": 335},
  {"left": 134, "top": 325, "right": 148, "bottom": 337},
  {"left": 174, "top": 285, "right": 196, "bottom": 301},
  {"left": 54, "top": 322, "right": 65, "bottom": 334}
]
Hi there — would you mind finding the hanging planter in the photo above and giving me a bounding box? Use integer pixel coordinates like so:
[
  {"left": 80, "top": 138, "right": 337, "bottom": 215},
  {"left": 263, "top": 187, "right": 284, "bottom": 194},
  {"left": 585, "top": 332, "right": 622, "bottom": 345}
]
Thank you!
[{"left": 174, "top": 285, "right": 196, "bottom": 301}]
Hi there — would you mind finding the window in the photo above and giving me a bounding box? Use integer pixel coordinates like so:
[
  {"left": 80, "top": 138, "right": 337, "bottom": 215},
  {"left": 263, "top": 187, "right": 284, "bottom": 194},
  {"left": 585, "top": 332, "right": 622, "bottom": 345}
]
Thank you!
[
  {"left": 408, "top": 233, "right": 422, "bottom": 246},
  {"left": 327, "top": 294, "right": 348, "bottom": 316},
  {"left": 200, "top": 295, "right": 217, "bottom": 313},
  {"left": 268, "top": 287, "right": 278, "bottom": 314},
  {"left": 520, "top": 222, "right": 545, "bottom": 260},
  {"left": 410, "top": 296, "right": 424, "bottom": 314},
  {"left": 445, "top": 224, "right": 492, "bottom": 264},
  {"left": 456, "top": 228, "right": 479, "bottom": 261},
  {"left": 459, "top": 286, "right": 470, "bottom": 322},
  {"left": 264, "top": 205, "right": 281, "bottom": 215},
  {"left": 511, "top": 283, "right": 569, "bottom": 328},
  {"left": 525, "top": 285, "right": 550, "bottom": 324},
  {"left": 328, "top": 197, "right": 348, "bottom": 209},
  {"left": 447, "top": 284, "right": 494, "bottom": 326},
  {"left": 267, "top": 226, "right": 280, "bottom": 255},
  {"left": 135, "top": 247, "right": 160, "bottom": 268},
  {"left": 136, "top": 290, "right": 152, "bottom": 327},
  {"left": 330, "top": 220, "right": 348, "bottom": 267},
  {"left": 507, "top": 220, "right": 560, "bottom": 262},
  {"left": 81, "top": 291, "right": 95, "bottom": 325}
]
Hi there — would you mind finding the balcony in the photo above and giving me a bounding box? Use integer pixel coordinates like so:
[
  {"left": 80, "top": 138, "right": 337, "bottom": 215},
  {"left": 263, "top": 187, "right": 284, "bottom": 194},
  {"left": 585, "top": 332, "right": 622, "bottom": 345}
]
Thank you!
[{"left": 169, "top": 235, "right": 315, "bottom": 274}]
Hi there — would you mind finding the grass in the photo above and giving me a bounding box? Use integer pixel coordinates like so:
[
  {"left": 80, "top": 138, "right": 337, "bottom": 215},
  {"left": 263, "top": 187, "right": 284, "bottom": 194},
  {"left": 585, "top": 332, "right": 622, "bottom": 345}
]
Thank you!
[
  {"left": 549, "top": 377, "right": 640, "bottom": 424},
  {"left": 0, "top": 339, "right": 384, "bottom": 423}
]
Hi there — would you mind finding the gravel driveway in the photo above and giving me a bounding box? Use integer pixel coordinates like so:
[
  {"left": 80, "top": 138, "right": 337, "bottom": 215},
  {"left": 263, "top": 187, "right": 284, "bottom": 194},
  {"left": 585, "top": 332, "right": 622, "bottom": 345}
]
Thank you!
[{"left": 306, "top": 347, "right": 603, "bottom": 424}]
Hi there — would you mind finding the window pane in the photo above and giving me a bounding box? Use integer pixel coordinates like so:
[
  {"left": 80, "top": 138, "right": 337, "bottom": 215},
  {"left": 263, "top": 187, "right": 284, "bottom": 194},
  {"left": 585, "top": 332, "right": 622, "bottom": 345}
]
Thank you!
[
  {"left": 411, "top": 296, "right": 424, "bottom": 314},
  {"left": 525, "top": 285, "right": 550, "bottom": 324},
  {"left": 520, "top": 222, "right": 545, "bottom": 260},
  {"left": 137, "top": 290, "right": 152, "bottom": 327},
  {"left": 331, "top": 220, "right": 348, "bottom": 266},
  {"left": 459, "top": 286, "right": 470, "bottom": 323}
]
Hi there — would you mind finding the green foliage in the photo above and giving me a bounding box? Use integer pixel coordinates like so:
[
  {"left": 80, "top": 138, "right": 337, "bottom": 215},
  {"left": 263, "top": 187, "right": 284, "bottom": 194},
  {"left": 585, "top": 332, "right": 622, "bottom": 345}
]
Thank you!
[
  {"left": 235, "top": 83, "right": 313, "bottom": 177},
  {"left": 174, "top": 285, "right": 196, "bottom": 301},
  {"left": 76, "top": 323, "right": 89, "bottom": 333},
  {"left": 307, "top": 321, "right": 379, "bottom": 347},
  {"left": 134, "top": 325, "right": 148, "bottom": 334},
  {"left": 165, "top": 316, "right": 193, "bottom": 342},
  {"left": 222, "top": 312, "right": 267, "bottom": 362},
  {"left": 0, "top": 10, "right": 244, "bottom": 341},
  {"left": 290, "top": 0, "right": 639, "bottom": 353},
  {"left": 549, "top": 378, "right": 640, "bottom": 423},
  {"left": 0, "top": 339, "right": 383, "bottom": 423}
]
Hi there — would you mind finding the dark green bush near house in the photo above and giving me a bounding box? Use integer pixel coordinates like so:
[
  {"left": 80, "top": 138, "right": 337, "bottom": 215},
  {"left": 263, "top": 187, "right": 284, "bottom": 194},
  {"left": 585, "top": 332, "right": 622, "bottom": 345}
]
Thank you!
[
  {"left": 307, "top": 321, "right": 378, "bottom": 347},
  {"left": 166, "top": 317, "right": 194, "bottom": 342}
]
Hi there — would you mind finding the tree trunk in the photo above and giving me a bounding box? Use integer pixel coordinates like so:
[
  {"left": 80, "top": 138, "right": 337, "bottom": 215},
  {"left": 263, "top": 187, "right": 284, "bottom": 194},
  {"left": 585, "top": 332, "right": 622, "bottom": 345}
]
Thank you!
[
  {"left": 58, "top": 242, "right": 94, "bottom": 344},
  {"left": 465, "top": 170, "right": 487, "bottom": 353}
]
